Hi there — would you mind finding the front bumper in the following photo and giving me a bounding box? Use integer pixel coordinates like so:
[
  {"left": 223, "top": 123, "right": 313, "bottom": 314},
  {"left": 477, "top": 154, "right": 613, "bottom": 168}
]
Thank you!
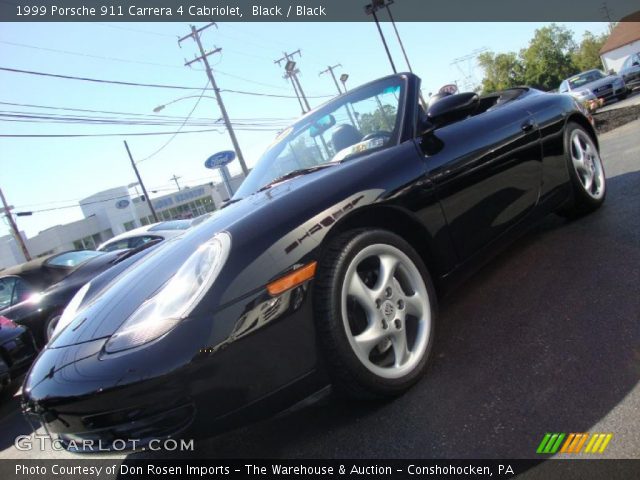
[
  {"left": 623, "top": 72, "right": 640, "bottom": 89},
  {"left": 0, "top": 326, "right": 38, "bottom": 379},
  {"left": 591, "top": 83, "right": 627, "bottom": 102},
  {"left": 21, "top": 283, "right": 325, "bottom": 451}
]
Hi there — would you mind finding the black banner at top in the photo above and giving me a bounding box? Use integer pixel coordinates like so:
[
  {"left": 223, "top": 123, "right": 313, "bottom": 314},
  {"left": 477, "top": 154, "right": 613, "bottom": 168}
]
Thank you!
[{"left": 0, "top": 0, "right": 639, "bottom": 22}]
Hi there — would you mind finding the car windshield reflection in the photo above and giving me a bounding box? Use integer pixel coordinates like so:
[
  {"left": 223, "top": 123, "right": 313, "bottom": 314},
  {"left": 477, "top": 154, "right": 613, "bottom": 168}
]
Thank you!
[{"left": 234, "top": 78, "right": 404, "bottom": 198}]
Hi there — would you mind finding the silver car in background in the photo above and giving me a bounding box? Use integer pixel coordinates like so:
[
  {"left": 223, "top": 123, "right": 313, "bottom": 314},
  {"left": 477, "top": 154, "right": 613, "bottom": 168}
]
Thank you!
[
  {"left": 559, "top": 69, "right": 628, "bottom": 105},
  {"left": 619, "top": 53, "right": 640, "bottom": 90}
]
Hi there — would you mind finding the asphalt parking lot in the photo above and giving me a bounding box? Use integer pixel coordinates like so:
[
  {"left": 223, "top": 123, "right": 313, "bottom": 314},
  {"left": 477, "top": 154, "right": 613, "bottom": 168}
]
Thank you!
[{"left": 1, "top": 120, "right": 638, "bottom": 462}]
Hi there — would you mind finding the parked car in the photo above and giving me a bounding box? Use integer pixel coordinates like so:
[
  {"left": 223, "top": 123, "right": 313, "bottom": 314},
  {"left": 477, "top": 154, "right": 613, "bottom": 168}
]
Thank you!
[
  {"left": 0, "top": 315, "right": 38, "bottom": 390},
  {"left": 96, "top": 219, "right": 196, "bottom": 252},
  {"left": 0, "top": 356, "right": 9, "bottom": 393},
  {"left": 0, "top": 244, "right": 160, "bottom": 346},
  {"left": 619, "top": 52, "right": 640, "bottom": 90},
  {"left": 22, "top": 73, "right": 605, "bottom": 452},
  {"left": 559, "top": 69, "right": 628, "bottom": 105}
]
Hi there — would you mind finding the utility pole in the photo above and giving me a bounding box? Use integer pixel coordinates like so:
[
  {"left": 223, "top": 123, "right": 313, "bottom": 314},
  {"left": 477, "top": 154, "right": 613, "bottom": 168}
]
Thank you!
[
  {"left": 180, "top": 23, "right": 249, "bottom": 176},
  {"left": 124, "top": 141, "right": 159, "bottom": 223},
  {"left": 0, "top": 187, "right": 31, "bottom": 261},
  {"left": 320, "top": 64, "right": 345, "bottom": 94},
  {"left": 169, "top": 174, "right": 182, "bottom": 191},
  {"left": 275, "top": 50, "right": 311, "bottom": 112},
  {"left": 365, "top": 2, "right": 397, "bottom": 73},
  {"left": 320, "top": 64, "right": 358, "bottom": 128},
  {"left": 600, "top": 2, "right": 616, "bottom": 33},
  {"left": 383, "top": 1, "right": 413, "bottom": 73}
]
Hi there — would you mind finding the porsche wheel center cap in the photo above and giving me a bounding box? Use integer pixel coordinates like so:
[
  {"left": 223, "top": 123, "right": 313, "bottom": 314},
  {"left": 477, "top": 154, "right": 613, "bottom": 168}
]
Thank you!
[{"left": 382, "top": 301, "right": 395, "bottom": 319}]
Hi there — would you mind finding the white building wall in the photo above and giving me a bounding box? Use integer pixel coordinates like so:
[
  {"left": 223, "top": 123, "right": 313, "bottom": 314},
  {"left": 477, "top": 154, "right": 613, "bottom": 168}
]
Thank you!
[
  {"left": 601, "top": 40, "right": 640, "bottom": 73},
  {"left": 27, "top": 216, "right": 104, "bottom": 257},
  {"left": 80, "top": 186, "right": 138, "bottom": 236},
  {"left": 0, "top": 234, "right": 27, "bottom": 271}
]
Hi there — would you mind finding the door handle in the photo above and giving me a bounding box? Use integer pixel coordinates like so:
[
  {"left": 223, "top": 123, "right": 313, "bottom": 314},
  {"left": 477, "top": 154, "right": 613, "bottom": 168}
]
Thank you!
[{"left": 521, "top": 120, "right": 535, "bottom": 132}]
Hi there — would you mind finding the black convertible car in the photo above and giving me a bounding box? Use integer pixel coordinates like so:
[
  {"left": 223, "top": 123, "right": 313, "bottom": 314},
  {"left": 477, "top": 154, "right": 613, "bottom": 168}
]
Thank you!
[
  {"left": 22, "top": 73, "right": 605, "bottom": 451},
  {"left": 1, "top": 245, "right": 160, "bottom": 347}
]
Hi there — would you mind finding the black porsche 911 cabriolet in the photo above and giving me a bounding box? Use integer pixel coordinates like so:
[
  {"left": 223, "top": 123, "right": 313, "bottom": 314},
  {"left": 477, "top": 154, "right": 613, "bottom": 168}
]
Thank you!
[{"left": 22, "top": 73, "right": 604, "bottom": 451}]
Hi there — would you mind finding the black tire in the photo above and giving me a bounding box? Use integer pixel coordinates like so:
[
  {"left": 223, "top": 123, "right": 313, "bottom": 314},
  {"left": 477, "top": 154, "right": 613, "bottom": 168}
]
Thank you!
[
  {"left": 557, "top": 122, "right": 606, "bottom": 218},
  {"left": 314, "top": 229, "right": 437, "bottom": 399},
  {"left": 617, "top": 91, "right": 628, "bottom": 100}
]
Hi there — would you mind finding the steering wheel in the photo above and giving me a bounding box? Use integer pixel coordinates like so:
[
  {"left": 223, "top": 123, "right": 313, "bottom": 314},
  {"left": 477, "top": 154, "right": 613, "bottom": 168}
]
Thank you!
[{"left": 362, "top": 130, "right": 392, "bottom": 142}]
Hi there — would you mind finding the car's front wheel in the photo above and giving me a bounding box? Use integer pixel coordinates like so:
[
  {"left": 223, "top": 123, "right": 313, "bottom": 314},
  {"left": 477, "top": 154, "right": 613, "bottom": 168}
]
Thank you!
[
  {"left": 45, "top": 313, "right": 62, "bottom": 343},
  {"left": 314, "top": 229, "right": 437, "bottom": 399},
  {"left": 558, "top": 122, "right": 606, "bottom": 218}
]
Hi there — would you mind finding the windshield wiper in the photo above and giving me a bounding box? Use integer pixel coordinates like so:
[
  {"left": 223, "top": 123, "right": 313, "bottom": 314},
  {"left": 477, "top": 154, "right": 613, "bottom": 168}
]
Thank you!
[{"left": 257, "top": 164, "right": 337, "bottom": 193}]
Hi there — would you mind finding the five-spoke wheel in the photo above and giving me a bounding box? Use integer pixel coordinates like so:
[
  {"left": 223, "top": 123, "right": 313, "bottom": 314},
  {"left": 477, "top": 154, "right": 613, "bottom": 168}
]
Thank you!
[
  {"left": 558, "top": 122, "right": 606, "bottom": 218},
  {"left": 314, "top": 229, "right": 436, "bottom": 399}
]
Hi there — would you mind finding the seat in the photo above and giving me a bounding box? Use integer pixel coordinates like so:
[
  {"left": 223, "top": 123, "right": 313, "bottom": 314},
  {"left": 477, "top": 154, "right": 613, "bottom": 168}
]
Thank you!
[{"left": 331, "top": 124, "right": 363, "bottom": 152}]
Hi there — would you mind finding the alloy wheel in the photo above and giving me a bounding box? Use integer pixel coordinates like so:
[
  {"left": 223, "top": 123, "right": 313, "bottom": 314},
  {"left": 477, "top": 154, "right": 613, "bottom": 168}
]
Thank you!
[
  {"left": 340, "top": 243, "right": 432, "bottom": 379},
  {"left": 570, "top": 129, "right": 605, "bottom": 200}
]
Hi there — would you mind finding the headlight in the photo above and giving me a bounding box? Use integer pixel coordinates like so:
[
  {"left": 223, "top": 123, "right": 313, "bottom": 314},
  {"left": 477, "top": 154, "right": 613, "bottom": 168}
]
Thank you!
[
  {"left": 52, "top": 282, "right": 91, "bottom": 338},
  {"left": 104, "top": 232, "right": 231, "bottom": 353},
  {"left": 575, "top": 89, "right": 591, "bottom": 97}
]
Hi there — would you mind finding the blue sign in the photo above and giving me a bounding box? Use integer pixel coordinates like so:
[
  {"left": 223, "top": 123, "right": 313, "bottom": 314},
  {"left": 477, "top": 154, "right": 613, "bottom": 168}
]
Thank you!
[
  {"left": 115, "top": 199, "right": 130, "bottom": 209},
  {"left": 205, "top": 150, "right": 236, "bottom": 169}
]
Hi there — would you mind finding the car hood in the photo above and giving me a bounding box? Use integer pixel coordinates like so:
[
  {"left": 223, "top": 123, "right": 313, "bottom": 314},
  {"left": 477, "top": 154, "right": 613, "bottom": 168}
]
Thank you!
[
  {"left": 48, "top": 168, "right": 340, "bottom": 349},
  {"left": 574, "top": 75, "right": 620, "bottom": 92}
]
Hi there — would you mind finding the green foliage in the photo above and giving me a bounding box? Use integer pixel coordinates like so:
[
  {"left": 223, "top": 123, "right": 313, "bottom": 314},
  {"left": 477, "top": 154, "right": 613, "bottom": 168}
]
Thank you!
[
  {"left": 520, "top": 24, "right": 576, "bottom": 91},
  {"left": 477, "top": 52, "right": 524, "bottom": 93},
  {"left": 572, "top": 31, "right": 609, "bottom": 72},
  {"left": 357, "top": 104, "right": 397, "bottom": 137},
  {"left": 477, "top": 24, "right": 610, "bottom": 94}
]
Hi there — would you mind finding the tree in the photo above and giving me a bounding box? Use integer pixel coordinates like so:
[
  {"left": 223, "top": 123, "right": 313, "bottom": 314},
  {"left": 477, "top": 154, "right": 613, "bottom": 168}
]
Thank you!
[
  {"left": 357, "top": 104, "right": 397, "bottom": 137},
  {"left": 477, "top": 51, "right": 525, "bottom": 94},
  {"left": 520, "top": 24, "right": 577, "bottom": 91},
  {"left": 572, "top": 31, "right": 608, "bottom": 72}
]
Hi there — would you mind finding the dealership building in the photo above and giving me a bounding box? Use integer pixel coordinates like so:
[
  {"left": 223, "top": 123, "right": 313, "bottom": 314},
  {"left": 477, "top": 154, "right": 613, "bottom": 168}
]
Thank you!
[{"left": 0, "top": 174, "right": 244, "bottom": 270}]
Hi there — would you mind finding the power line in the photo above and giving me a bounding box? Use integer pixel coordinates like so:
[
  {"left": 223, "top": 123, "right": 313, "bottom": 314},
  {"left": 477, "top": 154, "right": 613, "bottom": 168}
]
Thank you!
[
  {"left": 0, "top": 40, "right": 183, "bottom": 70},
  {"left": 136, "top": 80, "right": 210, "bottom": 163},
  {"left": 179, "top": 23, "right": 249, "bottom": 176},
  {"left": 1, "top": 40, "right": 322, "bottom": 93},
  {"left": 0, "top": 100, "right": 295, "bottom": 123},
  {"left": 0, "top": 66, "right": 334, "bottom": 99},
  {"left": 0, "top": 128, "right": 222, "bottom": 138},
  {"left": 95, "top": 22, "right": 177, "bottom": 38}
]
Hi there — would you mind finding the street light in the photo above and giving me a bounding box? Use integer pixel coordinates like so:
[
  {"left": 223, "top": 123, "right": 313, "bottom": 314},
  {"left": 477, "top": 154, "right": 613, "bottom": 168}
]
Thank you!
[
  {"left": 152, "top": 95, "right": 219, "bottom": 113},
  {"left": 340, "top": 73, "right": 350, "bottom": 91}
]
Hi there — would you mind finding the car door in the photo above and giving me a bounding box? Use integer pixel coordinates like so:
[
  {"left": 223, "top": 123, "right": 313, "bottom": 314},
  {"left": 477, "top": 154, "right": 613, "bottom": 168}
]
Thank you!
[{"left": 419, "top": 100, "right": 542, "bottom": 261}]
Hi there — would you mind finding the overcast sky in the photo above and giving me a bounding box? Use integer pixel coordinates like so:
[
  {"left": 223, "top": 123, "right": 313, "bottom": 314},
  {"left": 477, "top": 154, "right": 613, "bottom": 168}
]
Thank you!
[{"left": 0, "top": 21, "right": 609, "bottom": 238}]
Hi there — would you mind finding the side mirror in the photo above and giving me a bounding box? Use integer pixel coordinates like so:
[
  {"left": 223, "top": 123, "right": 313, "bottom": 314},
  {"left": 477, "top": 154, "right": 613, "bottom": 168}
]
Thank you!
[{"left": 424, "top": 92, "right": 479, "bottom": 130}]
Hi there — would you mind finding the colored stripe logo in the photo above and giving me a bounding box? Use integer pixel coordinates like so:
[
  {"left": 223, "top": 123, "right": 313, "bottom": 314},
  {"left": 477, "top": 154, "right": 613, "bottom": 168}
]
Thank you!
[{"left": 537, "top": 433, "right": 613, "bottom": 454}]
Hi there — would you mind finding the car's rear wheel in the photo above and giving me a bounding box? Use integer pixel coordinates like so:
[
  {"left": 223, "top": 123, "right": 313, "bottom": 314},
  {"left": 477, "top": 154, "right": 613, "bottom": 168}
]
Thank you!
[
  {"left": 558, "top": 122, "right": 606, "bottom": 218},
  {"left": 314, "top": 229, "right": 437, "bottom": 399}
]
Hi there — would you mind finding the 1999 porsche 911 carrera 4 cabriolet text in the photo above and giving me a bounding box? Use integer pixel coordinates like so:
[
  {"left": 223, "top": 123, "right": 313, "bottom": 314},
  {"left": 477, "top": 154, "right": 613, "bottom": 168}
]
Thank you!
[{"left": 22, "top": 73, "right": 605, "bottom": 451}]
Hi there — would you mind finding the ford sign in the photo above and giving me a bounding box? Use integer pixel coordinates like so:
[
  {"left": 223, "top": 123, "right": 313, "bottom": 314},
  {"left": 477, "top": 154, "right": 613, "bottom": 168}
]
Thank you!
[
  {"left": 205, "top": 150, "right": 236, "bottom": 169},
  {"left": 115, "top": 199, "right": 130, "bottom": 209}
]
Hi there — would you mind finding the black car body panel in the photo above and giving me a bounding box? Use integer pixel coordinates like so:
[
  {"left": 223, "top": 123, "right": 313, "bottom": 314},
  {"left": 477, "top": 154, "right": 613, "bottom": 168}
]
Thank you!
[
  {"left": 0, "top": 316, "right": 38, "bottom": 382},
  {"left": 21, "top": 73, "right": 597, "bottom": 450},
  {"left": 1, "top": 247, "right": 159, "bottom": 347}
]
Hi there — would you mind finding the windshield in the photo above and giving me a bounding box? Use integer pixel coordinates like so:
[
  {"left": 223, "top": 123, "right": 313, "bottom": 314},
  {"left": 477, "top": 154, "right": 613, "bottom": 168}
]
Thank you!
[
  {"left": 234, "top": 77, "right": 404, "bottom": 198},
  {"left": 568, "top": 70, "right": 605, "bottom": 89},
  {"left": 45, "top": 250, "right": 103, "bottom": 268}
]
